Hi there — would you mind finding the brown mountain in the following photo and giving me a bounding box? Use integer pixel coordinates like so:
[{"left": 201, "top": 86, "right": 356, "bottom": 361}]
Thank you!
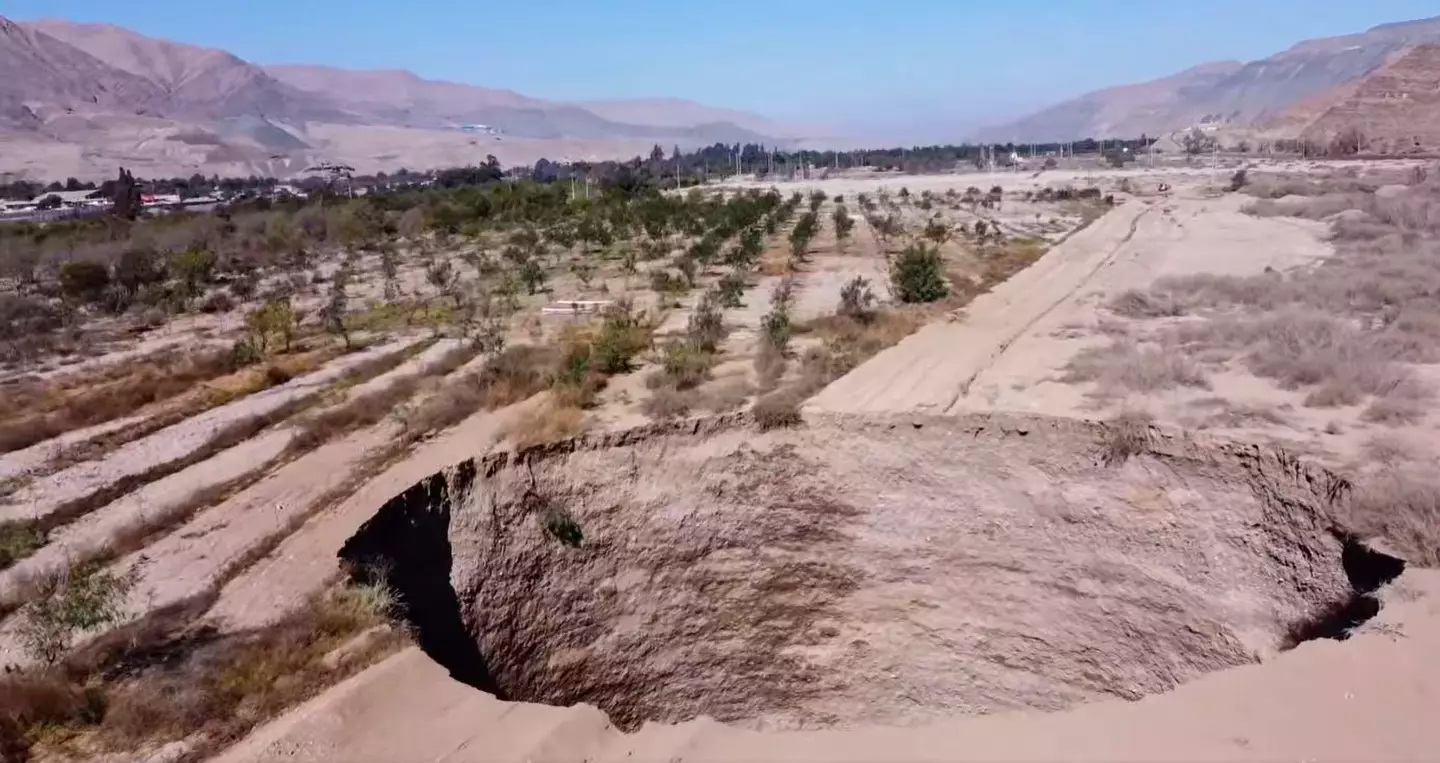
[
  {"left": 24, "top": 19, "right": 350, "bottom": 124},
  {"left": 0, "top": 15, "right": 804, "bottom": 181},
  {"left": 262, "top": 64, "right": 783, "bottom": 144},
  {"left": 978, "top": 16, "right": 1440, "bottom": 146},
  {"left": 0, "top": 17, "right": 165, "bottom": 127}
]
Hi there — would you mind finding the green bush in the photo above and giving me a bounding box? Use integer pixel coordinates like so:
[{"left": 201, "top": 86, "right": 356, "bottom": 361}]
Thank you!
[
  {"left": 890, "top": 243, "right": 949, "bottom": 303},
  {"left": 58, "top": 260, "right": 110, "bottom": 303},
  {"left": 17, "top": 561, "right": 137, "bottom": 665},
  {"left": 592, "top": 302, "right": 651, "bottom": 374}
]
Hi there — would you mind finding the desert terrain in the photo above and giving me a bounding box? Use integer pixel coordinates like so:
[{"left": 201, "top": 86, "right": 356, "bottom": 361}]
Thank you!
[{"left": 0, "top": 153, "right": 1436, "bottom": 763}]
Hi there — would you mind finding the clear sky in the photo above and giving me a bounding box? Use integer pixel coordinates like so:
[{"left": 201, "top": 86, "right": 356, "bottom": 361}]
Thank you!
[{"left": 5, "top": 0, "right": 1437, "bottom": 140}]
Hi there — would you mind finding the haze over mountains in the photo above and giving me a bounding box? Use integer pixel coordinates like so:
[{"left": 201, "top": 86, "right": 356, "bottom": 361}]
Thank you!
[
  {"left": 977, "top": 15, "right": 1440, "bottom": 149},
  {"left": 0, "top": 16, "right": 815, "bottom": 181}
]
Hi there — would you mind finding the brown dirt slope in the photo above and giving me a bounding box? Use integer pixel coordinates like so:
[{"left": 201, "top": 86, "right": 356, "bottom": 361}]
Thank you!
[{"left": 1300, "top": 44, "right": 1440, "bottom": 151}]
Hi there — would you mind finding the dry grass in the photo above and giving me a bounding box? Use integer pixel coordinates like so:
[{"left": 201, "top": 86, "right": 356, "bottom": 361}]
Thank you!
[
  {"left": 1062, "top": 339, "right": 1210, "bottom": 396},
  {"left": 1116, "top": 178, "right": 1440, "bottom": 426},
  {"left": 285, "top": 342, "right": 481, "bottom": 457},
  {"left": 397, "top": 345, "right": 559, "bottom": 441},
  {"left": 0, "top": 347, "right": 245, "bottom": 454},
  {"left": 1, "top": 580, "right": 404, "bottom": 762},
  {"left": 1344, "top": 467, "right": 1440, "bottom": 567}
]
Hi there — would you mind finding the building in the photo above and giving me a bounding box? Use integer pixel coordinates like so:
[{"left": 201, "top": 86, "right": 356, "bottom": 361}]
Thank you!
[{"left": 39, "top": 189, "right": 108, "bottom": 208}]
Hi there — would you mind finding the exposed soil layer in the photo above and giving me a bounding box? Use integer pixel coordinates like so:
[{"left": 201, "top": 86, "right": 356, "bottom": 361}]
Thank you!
[{"left": 341, "top": 413, "right": 1367, "bottom": 732}]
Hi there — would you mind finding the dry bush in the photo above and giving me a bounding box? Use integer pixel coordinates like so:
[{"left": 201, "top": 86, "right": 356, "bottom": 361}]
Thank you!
[
  {"left": 1344, "top": 467, "right": 1440, "bottom": 566},
  {"left": 752, "top": 388, "right": 804, "bottom": 431},
  {"left": 1062, "top": 340, "right": 1210, "bottom": 395},
  {"left": 650, "top": 340, "right": 713, "bottom": 391},
  {"left": 1100, "top": 409, "right": 1154, "bottom": 465},
  {"left": 0, "top": 669, "right": 102, "bottom": 760},
  {"left": 501, "top": 399, "right": 585, "bottom": 448},
  {"left": 1362, "top": 383, "right": 1430, "bottom": 425},
  {"left": 1242, "top": 312, "right": 1412, "bottom": 400},
  {"left": 1362, "top": 434, "right": 1415, "bottom": 466},
  {"left": 398, "top": 345, "right": 558, "bottom": 440},
  {"left": 641, "top": 385, "right": 695, "bottom": 421},
  {"left": 1108, "top": 289, "right": 1183, "bottom": 318}
]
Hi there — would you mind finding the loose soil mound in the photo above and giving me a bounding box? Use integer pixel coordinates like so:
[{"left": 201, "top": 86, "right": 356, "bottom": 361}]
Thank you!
[{"left": 342, "top": 413, "right": 1363, "bottom": 732}]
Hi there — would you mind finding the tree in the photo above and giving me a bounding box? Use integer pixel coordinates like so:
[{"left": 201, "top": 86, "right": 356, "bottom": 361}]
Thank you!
[
  {"left": 890, "top": 243, "right": 948, "bottom": 303},
  {"left": 170, "top": 248, "right": 217, "bottom": 307},
  {"left": 246, "top": 298, "right": 298, "bottom": 354},
  {"left": 832, "top": 205, "right": 854, "bottom": 247},
  {"left": 324, "top": 266, "right": 353, "bottom": 349},
  {"left": 114, "top": 245, "right": 165, "bottom": 294},
  {"left": 1182, "top": 128, "right": 1217, "bottom": 156},
  {"left": 35, "top": 194, "right": 62, "bottom": 211},
  {"left": 111, "top": 167, "right": 140, "bottom": 220}
]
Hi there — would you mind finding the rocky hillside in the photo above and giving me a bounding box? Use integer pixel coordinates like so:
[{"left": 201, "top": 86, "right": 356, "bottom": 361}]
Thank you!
[{"left": 979, "top": 15, "right": 1440, "bottom": 145}]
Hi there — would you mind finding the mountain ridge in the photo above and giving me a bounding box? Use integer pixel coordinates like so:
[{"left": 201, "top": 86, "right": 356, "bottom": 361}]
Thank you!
[
  {"left": 976, "top": 15, "right": 1440, "bottom": 147},
  {"left": 0, "top": 15, "right": 809, "bottom": 181}
]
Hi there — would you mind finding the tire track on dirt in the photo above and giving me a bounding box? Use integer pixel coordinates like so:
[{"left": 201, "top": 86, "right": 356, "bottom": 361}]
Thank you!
[
  {"left": 806, "top": 201, "right": 1152, "bottom": 415},
  {"left": 941, "top": 203, "right": 1153, "bottom": 412}
]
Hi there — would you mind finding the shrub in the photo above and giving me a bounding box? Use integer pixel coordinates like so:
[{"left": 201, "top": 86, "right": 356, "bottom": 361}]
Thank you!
[
  {"left": 655, "top": 340, "right": 712, "bottom": 390},
  {"left": 0, "top": 522, "right": 45, "bottom": 570},
  {"left": 592, "top": 301, "right": 652, "bottom": 374},
  {"left": 642, "top": 385, "right": 694, "bottom": 421},
  {"left": 0, "top": 294, "right": 60, "bottom": 341},
  {"left": 838, "top": 276, "right": 877, "bottom": 322},
  {"left": 1228, "top": 169, "right": 1249, "bottom": 192},
  {"left": 890, "top": 243, "right": 949, "bottom": 303},
  {"left": 245, "top": 298, "right": 298, "bottom": 355},
  {"left": 58, "top": 260, "right": 110, "bottom": 303},
  {"left": 687, "top": 292, "right": 727, "bottom": 353},
  {"left": 753, "top": 389, "right": 804, "bottom": 430},
  {"left": 832, "top": 205, "right": 854, "bottom": 244},
  {"left": 1100, "top": 410, "right": 1154, "bottom": 465},
  {"left": 17, "top": 562, "right": 138, "bottom": 665},
  {"left": 715, "top": 270, "right": 746, "bottom": 308}
]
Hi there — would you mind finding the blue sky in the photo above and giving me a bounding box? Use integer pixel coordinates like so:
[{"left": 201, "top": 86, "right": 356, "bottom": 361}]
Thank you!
[{"left": 5, "top": 0, "right": 1437, "bottom": 139}]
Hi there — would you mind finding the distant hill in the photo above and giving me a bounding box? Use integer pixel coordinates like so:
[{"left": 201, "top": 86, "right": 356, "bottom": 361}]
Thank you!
[
  {"left": 0, "top": 15, "right": 809, "bottom": 181},
  {"left": 976, "top": 16, "right": 1440, "bottom": 149}
]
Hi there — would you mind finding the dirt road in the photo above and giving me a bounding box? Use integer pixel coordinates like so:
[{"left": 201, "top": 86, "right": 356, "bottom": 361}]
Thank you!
[{"left": 807, "top": 191, "right": 1331, "bottom": 419}]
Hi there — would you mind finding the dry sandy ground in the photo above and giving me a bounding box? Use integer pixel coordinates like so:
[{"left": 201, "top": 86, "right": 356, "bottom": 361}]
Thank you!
[
  {"left": 807, "top": 189, "right": 1333, "bottom": 429},
  {"left": 205, "top": 393, "right": 540, "bottom": 631},
  {"left": 0, "top": 338, "right": 416, "bottom": 525}
]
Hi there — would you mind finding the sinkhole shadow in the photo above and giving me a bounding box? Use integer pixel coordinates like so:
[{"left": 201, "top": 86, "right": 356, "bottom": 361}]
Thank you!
[
  {"left": 339, "top": 460, "right": 504, "bottom": 697},
  {"left": 1282, "top": 532, "right": 1407, "bottom": 649}
]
